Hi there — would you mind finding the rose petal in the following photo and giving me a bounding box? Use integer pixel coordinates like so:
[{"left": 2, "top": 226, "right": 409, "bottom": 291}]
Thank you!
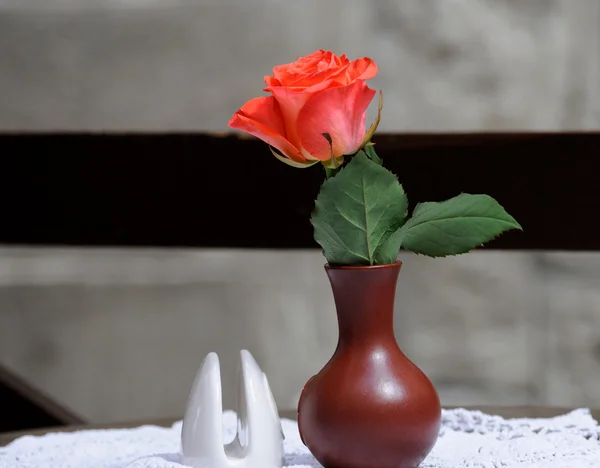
[
  {"left": 271, "top": 50, "right": 350, "bottom": 88},
  {"left": 272, "top": 51, "right": 322, "bottom": 81},
  {"left": 303, "top": 78, "right": 340, "bottom": 93},
  {"left": 267, "top": 86, "right": 312, "bottom": 149},
  {"left": 350, "top": 57, "right": 378, "bottom": 81},
  {"left": 288, "top": 64, "right": 350, "bottom": 89},
  {"left": 329, "top": 57, "right": 378, "bottom": 84},
  {"left": 228, "top": 96, "right": 306, "bottom": 163},
  {"left": 296, "top": 80, "right": 377, "bottom": 161},
  {"left": 264, "top": 76, "right": 282, "bottom": 87}
]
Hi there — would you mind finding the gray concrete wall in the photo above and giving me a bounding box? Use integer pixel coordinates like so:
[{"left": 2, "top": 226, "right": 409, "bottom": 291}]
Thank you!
[
  {"left": 1, "top": 1, "right": 599, "bottom": 423},
  {"left": 0, "top": 1, "right": 599, "bottom": 132},
  {"left": 1, "top": 248, "right": 599, "bottom": 423}
]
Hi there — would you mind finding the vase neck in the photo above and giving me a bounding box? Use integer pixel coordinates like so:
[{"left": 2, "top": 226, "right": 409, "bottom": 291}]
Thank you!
[{"left": 326, "top": 263, "right": 401, "bottom": 347}]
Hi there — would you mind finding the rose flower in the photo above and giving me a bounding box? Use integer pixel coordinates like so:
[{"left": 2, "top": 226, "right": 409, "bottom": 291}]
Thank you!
[{"left": 228, "top": 50, "right": 378, "bottom": 167}]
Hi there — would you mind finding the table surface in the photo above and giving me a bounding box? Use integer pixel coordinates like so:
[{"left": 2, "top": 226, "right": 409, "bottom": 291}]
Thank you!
[{"left": 1, "top": 406, "right": 599, "bottom": 447}]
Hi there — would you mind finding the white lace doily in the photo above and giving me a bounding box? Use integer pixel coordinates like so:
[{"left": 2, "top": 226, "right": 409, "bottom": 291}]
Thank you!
[{"left": 1, "top": 408, "right": 599, "bottom": 467}]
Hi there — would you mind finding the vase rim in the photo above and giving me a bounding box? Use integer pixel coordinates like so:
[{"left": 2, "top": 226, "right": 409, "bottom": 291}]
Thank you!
[{"left": 324, "top": 261, "right": 402, "bottom": 271}]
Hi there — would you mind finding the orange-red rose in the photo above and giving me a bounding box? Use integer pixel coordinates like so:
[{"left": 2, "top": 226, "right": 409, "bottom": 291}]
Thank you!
[{"left": 228, "top": 50, "right": 378, "bottom": 167}]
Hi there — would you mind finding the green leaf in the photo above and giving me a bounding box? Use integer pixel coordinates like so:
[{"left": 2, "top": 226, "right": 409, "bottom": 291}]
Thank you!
[
  {"left": 396, "top": 193, "right": 522, "bottom": 257},
  {"left": 359, "top": 90, "right": 383, "bottom": 149},
  {"left": 374, "top": 224, "right": 405, "bottom": 264},
  {"left": 269, "top": 146, "right": 318, "bottom": 169},
  {"left": 364, "top": 143, "right": 382, "bottom": 165},
  {"left": 321, "top": 133, "right": 343, "bottom": 169},
  {"left": 311, "top": 151, "right": 408, "bottom": 266}
]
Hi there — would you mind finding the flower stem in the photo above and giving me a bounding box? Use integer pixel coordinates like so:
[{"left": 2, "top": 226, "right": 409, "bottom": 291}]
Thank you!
[{"left": 325, "top": 166, "right": 339, "bottom": 179}]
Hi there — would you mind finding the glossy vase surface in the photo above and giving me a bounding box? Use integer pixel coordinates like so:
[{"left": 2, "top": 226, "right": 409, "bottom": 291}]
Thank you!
[{"left": 297, "top": 262, "right": 441, "bottom": 468}]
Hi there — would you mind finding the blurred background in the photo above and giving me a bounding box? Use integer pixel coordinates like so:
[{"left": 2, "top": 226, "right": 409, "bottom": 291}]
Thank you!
[{"left": 1, "top": 0, "right": 600, "bottom": 424}]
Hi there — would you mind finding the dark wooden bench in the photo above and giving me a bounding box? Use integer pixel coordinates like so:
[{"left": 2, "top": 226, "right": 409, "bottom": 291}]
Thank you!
[{"left": 0, "top": 131, "right": 598, "bottom": 432}]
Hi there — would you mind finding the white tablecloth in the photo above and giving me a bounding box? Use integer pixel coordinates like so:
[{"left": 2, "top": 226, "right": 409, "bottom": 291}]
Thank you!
[{"left": 1, "top": 408, "right": 599, "bottom": 467}]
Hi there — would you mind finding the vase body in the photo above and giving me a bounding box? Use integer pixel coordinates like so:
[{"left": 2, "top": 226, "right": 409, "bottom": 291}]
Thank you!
[{"left": 297, "top": 262, "right": 441, "bottom": 468}]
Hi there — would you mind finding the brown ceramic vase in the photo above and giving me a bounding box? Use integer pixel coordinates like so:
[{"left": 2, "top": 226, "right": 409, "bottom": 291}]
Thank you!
[{"left": 297, "top": 261, "right": 441, "bottom": 468}]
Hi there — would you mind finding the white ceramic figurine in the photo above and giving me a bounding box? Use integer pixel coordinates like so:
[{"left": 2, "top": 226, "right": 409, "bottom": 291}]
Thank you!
[{"left": 181, "top": 349, "right": 284, "bottom": 468}]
